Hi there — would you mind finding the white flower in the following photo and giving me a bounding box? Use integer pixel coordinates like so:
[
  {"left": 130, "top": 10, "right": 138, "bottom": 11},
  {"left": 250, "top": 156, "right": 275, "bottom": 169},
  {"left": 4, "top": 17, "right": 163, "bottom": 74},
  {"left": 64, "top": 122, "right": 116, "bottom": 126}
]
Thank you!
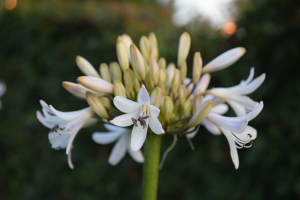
[
  {"left": 206, "top": 102, "right": 263, "bottom": 169},
  {"left": 36, "top": 100, "right": 95, "bottom": 168},
  {"left": 0, "top": 81, "right": 6, "bottom": 110},
  {"left": 92, "top": 124, "right": 144, "bottom": 165},
  {"left": 110, "top": 85, "right": 164, "bottom": 151},
  {"left": 207, "top": 68, "right": 265, "bottom": 116}
]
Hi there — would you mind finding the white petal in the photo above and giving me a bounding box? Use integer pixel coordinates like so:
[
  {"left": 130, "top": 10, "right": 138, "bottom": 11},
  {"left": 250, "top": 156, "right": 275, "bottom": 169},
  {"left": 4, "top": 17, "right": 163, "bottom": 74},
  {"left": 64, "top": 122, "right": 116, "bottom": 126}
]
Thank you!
[
  {"left": 48, "top": 132, "right": 69, "bottom": 149},
  {"left": 108, "top": 134, "right": 127, "bottom": 165},
  {"left": 36, "top": 111, "right": 52, "bottom": 128},
  {"left": 201, "top": 119, "right": 221, "bottom": 135},
  {"left": 114, "top": 96, "right": 141, "bottom": 113},
  {"left": 126, "top": 133, "right": 144, "bottom": 163},
  {"left": 110, "top": 109, "right": 140, "bottom": 127},
  {"left": 66, "top": 132, "right": 77, "bottom": 154},
  {"left": 211, "top": 104, "right": 228, "bottom": 115},
  {"left": 202, "top": 47, "right": 246, "bottom": 73},
  {"left": 65, "top": 110, "right": 93, "bottom": 132},
  {"left": 227, "top": 100, "right": 246, "bottom": 117},
  {"left": 103, "top": 124, "right": 125, "bottom": 132},
  {"left": 131, "top": 123, "right": 148, "bottom": 151},
  {"left": 227, "top": 74, "right": 265, "bottom": 95},
  {"left": 186, "top": 126, "right": 199, "bottom": 139},
  {"left": 220, "top": 128, "right": 239, "bottom": 169},
  {"left": 207, "top": 113, "right": 248, "bottom": 134},
  {"left": 50, "top": 106, "right": 92, "bottom": 121},
  {"left": 92, "top": 131, "right": 123, "bottom": 145},
  {"left": 149, "top": 105, "right": 160, "bottom": 118},
  {"left": 137, "top": 85, "right": 151, "bottom": 105},
  {"left": 149, "top": 114, "right": 164, "bottom": 135},
  {"left": 226, "top": 95, "right": 257, "bottom": 110},
  {"left": 248, "top": 101, "right": 263, "bottom": 121},
  {"left": 239, "top": 67, "right": 254, "bottom": 86},
  {"left": 40, "top": 100, "right": 53, "bottom": 114},
  {"left": 193, "top": 73, "right": 211, "bottom": 96},
  {"left": 235, "top": 126, "right": 257, "bottom": 140}
]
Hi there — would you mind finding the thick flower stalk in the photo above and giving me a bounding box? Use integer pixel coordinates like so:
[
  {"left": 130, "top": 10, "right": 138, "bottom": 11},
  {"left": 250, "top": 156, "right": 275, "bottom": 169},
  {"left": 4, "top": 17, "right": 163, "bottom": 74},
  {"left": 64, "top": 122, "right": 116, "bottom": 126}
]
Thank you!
[{"left": 37, "top": 31, "right": 266, "bottom": 200}]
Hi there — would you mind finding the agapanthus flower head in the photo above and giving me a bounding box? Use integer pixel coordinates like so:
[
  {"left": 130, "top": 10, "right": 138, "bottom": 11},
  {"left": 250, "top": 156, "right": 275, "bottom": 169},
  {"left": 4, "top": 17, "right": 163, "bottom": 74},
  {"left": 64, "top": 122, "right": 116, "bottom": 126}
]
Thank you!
[{"left": 37, "top": 32, "right": 265, "bottom": 169}]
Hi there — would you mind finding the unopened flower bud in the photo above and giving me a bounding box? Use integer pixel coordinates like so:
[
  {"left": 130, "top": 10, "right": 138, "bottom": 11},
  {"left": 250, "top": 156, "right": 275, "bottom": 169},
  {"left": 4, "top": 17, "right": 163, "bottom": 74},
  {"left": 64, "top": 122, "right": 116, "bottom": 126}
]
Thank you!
[
  {"left": 110, "top": 62, "right": 122, "bottom": 82},
  {"left": 99, "top": 97, "right": 111, "bottom": 108},
  {"left": 202, "top": 47, "right": 246, "bottom": 73},
  {"left": 178, "top": 32, "right": 191, "bottom": 66},
  {"left": 150, "top": 46, "right": 158, "bottom": 61},
  {"left": 121, "top": 34, "right": 134, "bottom": 60},
  {"left": 99, "top": 63, "right": 112, "bottom": 83},
  {"left": 172, "top": 69, "right": 181, "bottom": 94},
  {"left": 86, "top": 92, "right": 109, "bottom": 119},
  {"left": 130, "top": 44, "right": 146, "bottom": 80},
  {"left": 159, "top": 96, "right": 166, "bottom": 111},
  {"left": 149, "top": 58, "right": 159, "bottom": 85},
  {"left": 124, "top": 69, "right": 134, "bottom": 90},
  {"left": 139, "top": 36, "right": 150, "bottom": 62},
  {"left": 148, "top": 32, "right": 158, "bottom": 48},
  {"left": 63, "top": 81, "right": 104, "bottom": 99},
  {"left": 114, "top": 80, "right": 126, "bottom": 98},
  {"left": 144, "top": 59, "right": 150, "bottom": 76},
  {"left": 193, "top": 52, "right": 202, "bottom": 85},
  {"left": 145, "top": 74, "right": 155, "bottom": 91},
  {"left": 76, "top": 56, "right": 100, "bottom": 77},
  {"left": 192, "top": 95, "right": 204, "bottom": 115},
  {"left": 166, "top": 63, "right": 175, "bottom": 88},
  {"left": 158, "top": 57, "right": 166, "bottom": 69},
  {"left": 188, "top": 100, "right": 212, "bottom": 128},
  {"left": 193, "top": 74, "right": 211, "bottom": 96},
  {"left": 151, "top": 87, "right": 162, "bottom": 108},
  {"left": 178, "top": 85, "right": 187, "bottom": 108},
  {"left": 163, "top": 96, "right": 174, "bottom": 122},
  {"left": 133, "top": 74, "right": 141, "bottom": 93},
  {"left": 77, "top": 76, "right": 114, "bottom": 94},
  {"left": 158, "top": 68, "right": 167, "bottom": 87},
  {"left": 116, "top": 37, "right": 129, "bottom": 71},
  {"left": 180, "top": 61, "right": 187, "bottom": 83},
  {"left": 183, "top": 98, "right": 192, "bottom": 117}
]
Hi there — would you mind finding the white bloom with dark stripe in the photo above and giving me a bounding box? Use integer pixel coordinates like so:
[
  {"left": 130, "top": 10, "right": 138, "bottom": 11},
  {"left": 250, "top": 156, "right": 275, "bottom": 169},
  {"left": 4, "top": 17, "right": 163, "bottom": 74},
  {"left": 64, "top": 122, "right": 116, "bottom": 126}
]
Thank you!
[
  {"left": 36, "top": 100, "right": 95, "bottom": 169},
  {"left": 110, "top": 85, "right": 164, "bottom": 151}
]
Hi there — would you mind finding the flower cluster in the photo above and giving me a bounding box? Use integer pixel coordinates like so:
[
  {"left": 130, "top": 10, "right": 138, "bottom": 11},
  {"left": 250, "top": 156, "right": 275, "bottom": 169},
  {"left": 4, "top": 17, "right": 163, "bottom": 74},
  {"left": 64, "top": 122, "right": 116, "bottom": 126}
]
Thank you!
[{"left": 37, "top": 32, "right": 265, "bottom": 169}]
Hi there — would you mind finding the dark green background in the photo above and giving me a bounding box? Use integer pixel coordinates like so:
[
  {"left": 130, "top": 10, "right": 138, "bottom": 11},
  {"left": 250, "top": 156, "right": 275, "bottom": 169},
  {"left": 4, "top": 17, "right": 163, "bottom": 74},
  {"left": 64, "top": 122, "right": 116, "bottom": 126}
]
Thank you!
[{"left": 0, "top": 0, "right": 299, "bottom": 199}]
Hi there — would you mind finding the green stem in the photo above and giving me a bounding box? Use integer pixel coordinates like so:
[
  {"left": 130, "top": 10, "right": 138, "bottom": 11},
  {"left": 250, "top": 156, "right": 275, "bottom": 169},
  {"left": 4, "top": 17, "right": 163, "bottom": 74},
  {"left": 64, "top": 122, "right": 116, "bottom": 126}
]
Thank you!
[{"left": 142, "top": 132, "right": 162, "bottom": 200}]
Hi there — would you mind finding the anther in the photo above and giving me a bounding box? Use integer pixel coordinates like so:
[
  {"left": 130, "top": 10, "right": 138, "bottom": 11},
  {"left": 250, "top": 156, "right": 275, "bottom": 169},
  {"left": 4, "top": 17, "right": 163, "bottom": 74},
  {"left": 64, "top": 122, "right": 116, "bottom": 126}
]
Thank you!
[
  {"left": 132, "top": 118, "right": 138, "bottom": 127},
  {"left": 51, "top": 125, "right": 59, "bottom": 132}
]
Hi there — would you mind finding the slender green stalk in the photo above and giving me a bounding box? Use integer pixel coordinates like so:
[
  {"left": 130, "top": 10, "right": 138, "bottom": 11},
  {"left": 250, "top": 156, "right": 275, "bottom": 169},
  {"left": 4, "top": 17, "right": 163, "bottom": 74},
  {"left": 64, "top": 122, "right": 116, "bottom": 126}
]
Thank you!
[{"left": 142, "top": 132, "right": 162, "bottom": 200}]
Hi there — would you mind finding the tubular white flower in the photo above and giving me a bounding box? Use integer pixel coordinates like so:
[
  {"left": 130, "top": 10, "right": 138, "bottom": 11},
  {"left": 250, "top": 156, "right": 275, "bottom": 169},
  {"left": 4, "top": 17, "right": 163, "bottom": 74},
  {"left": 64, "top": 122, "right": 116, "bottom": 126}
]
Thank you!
[
  {"left": 207, "top": 68, "right": 266, "bottom": 116},
  {"left": 36, "top": 100, "right": 95, "bottom": 168},
  {"left": 63, "top": 81, "right": 104, "bottom": 99},
  {"left": 202, "top": 47, "right": 246, "bottom": 73},
  {"left": 92, "top": 124, "right": 144, "bottom": 165},
  {"left": 0, "top": 81, "right": 6, "bottom": 110},
  {"left": 110, "top": 85, "right": 164, "bottom": 151},
  {"left": 193, "top": 73, "right": 211, "bottom": 96},
  {"left": 206, "top": 102, "right": 263, "bottom": 169}
]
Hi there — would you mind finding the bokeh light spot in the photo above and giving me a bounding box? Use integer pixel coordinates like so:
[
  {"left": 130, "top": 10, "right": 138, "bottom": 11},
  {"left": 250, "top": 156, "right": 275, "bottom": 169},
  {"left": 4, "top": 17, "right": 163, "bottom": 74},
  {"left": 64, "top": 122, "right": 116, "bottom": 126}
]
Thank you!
[
  {"left": 223, "top": 21, "right": 237, "bottom": 35},
  {"left": 5, "top": 0, "right": 17, "bottom": 10}
]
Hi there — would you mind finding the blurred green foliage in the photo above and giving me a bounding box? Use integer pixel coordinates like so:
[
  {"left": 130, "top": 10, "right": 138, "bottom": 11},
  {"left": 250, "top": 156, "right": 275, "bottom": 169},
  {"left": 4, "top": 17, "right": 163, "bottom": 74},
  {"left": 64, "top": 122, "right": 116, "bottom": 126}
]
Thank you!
[{"left": 0, "top": 0, "right": 299, "bottom": 199}]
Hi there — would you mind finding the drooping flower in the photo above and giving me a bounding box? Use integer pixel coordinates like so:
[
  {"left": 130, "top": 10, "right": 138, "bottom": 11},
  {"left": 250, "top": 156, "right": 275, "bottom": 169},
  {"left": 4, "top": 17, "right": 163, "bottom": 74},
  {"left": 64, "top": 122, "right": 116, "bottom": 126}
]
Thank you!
[
  {"left": 206, "top": 101, "right": 263, "bottom": 169},
  {"left": 110, "top": 85, "right": 164, "bottom": 151},
  {"left": 0, "top": 81, "right": 6, "bottom": 110},
  {"left": 206, "top": 68, "right": 265, "bottom": 116},
  {"left": 36, "top": 100, "right": 96, "bottom": 169},
  {"left": 92, "top": 124, "right": 144, "bottom": 165}
]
